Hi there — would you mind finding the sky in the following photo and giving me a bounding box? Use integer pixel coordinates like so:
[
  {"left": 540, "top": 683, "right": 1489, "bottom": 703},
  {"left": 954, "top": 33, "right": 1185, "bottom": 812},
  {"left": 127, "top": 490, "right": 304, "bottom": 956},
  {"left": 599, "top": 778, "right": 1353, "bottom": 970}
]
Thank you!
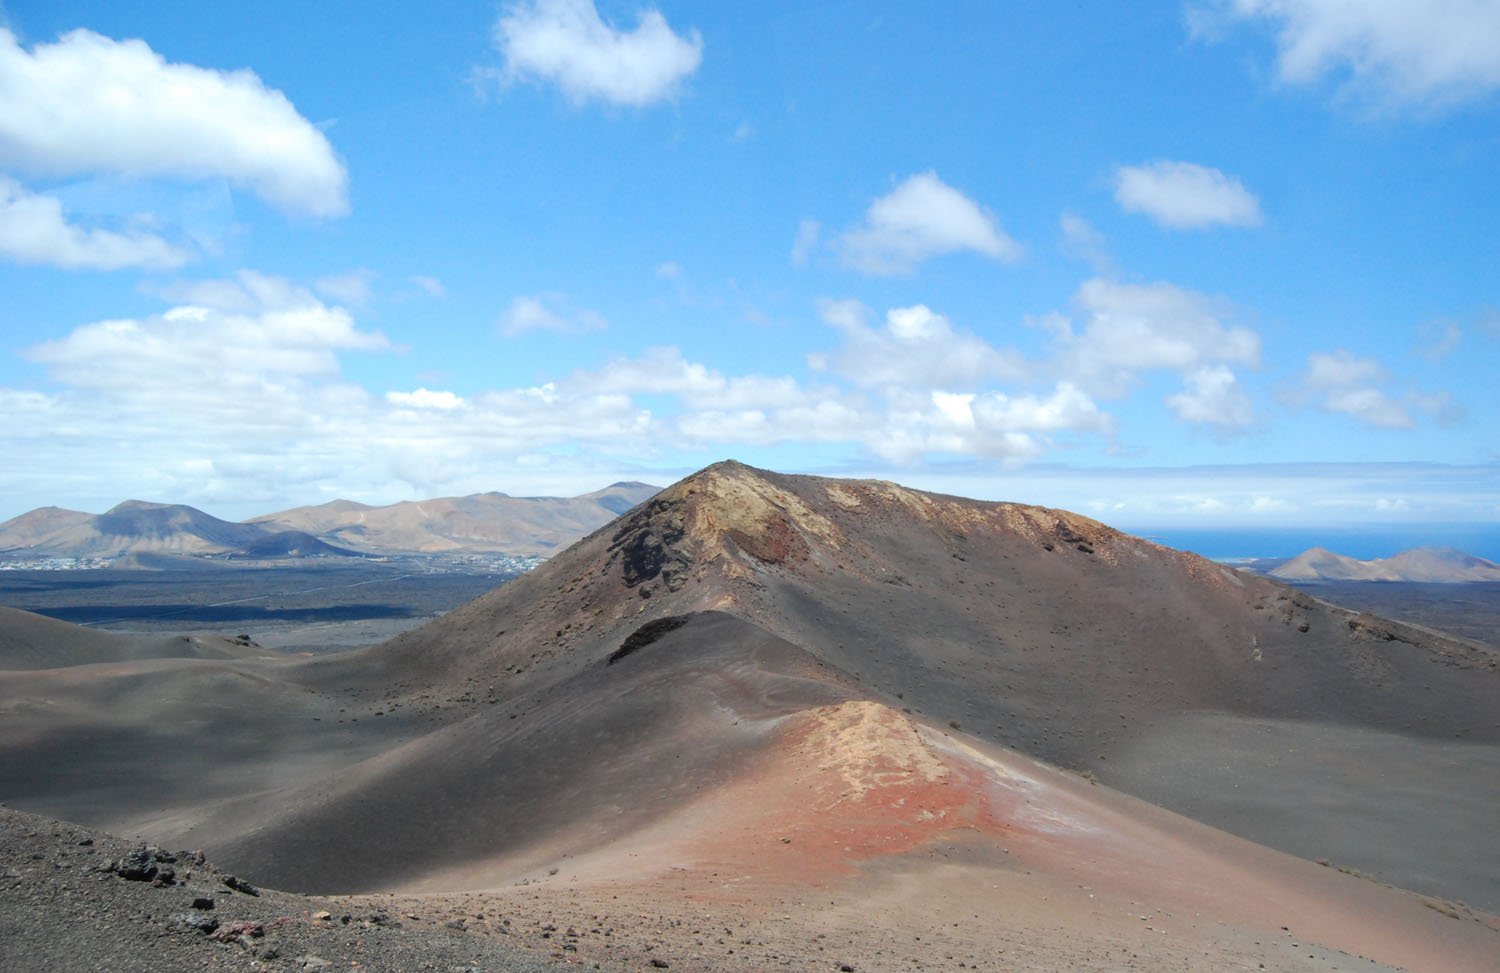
[{"left": 0, "top": 0, "right": 1497, "bottom": 534}]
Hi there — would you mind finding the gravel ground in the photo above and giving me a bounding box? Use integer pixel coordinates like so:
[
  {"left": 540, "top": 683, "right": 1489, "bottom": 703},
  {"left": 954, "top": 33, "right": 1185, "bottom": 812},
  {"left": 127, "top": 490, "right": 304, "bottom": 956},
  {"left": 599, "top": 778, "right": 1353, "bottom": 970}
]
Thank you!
[{"left": 0, "top": 806, "right": 566, "bottom": 973}]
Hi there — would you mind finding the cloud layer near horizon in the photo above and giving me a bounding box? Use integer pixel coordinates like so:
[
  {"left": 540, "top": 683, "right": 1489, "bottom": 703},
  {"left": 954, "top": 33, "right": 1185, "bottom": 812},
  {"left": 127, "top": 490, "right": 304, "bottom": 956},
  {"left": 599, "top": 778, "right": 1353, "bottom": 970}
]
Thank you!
[{"left": 9, "top": 261, "right": 1455, "bottom": 516}]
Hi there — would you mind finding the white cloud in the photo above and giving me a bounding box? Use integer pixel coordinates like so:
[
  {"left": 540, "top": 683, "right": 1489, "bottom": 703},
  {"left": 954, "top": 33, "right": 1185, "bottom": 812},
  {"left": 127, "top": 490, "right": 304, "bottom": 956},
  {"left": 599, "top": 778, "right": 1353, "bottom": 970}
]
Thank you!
[
  {"left": 837, "top": 172, "right": 1021, "bottom": 276},
  {"left": 817, "top": 299, "right": 1028, "bottom": 390},
  {"left": 315, "top": 268, "right": 376, "bottom": 306},
  {"left": 1288, "top": 349, "right": 1459, "bottom": 430},
  {"left": 1204, "top": 0, "right": 1500, "bottom": 110},
  {"left": 1294, "top": 349, "right": 1414, "bottom": 427},
  {"left": 387, "top": 388, "right": 464, "bottom": 410},
  {"left": 1303, "top": 348, "right": 1385, "bottom": 389},
  {"left": 25, "top": 273, "right": 388, "bottom": 389},
  {"left": 1417, "top": 319, "right": 1463, "bottom": 361},
  {"left": 410, "top": 275, "right": 447, "bottom": 298},
  {"left": 499, "top": 293, "right": 608, "bottom": 336},
  {"left": 1481, "top": 307, "right": 1500, "bottom": 339},
  {"left": 1051, "top": 277, "right": 1260, "bottom": 398},
  {"left": 853, "top": 382, "right": 1115, "bottom": 465},
  {"left": 1058, "top": 212, "right": 1114, "bottom": 274},
  {"left": 0, "top": 175, "right": 192, "bottom": 269},
  {"left": 790, "top": 218, "right": 821, "bottom": 267},
  {"left": 1166, "top": 364, "right": 1257, "bottom": 431},
  {"left": 1114, "top": 160, "right": 1262, "bottom": 229},
  {"left": 576, "top": 346, "right": 817, "bottom": 413},
  {"left": 0, "top": 28, "right": 347, "bottom": 216},
  {"left": 491, "top": 0, "right": 703, "bottom": 107},
  {"left": 4, "top": 281, "right": 1299, "bottom": 517},
  {"left": 141, "top": 276, "right": 258, "bottom": 311},
  {"left": 654, "top": 260, "right": 682, "bottom": 279}
]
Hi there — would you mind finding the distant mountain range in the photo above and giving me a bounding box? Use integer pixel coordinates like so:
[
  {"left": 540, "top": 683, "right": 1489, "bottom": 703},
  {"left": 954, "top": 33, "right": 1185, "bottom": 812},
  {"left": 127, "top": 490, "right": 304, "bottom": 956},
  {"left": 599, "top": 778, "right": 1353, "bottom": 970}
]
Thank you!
[
  {"left": 0, "top": 483, "right": 660, "bottom": 561},
  {"left": 1269, "top": 545, "right": 1500, "bottom": 583}
]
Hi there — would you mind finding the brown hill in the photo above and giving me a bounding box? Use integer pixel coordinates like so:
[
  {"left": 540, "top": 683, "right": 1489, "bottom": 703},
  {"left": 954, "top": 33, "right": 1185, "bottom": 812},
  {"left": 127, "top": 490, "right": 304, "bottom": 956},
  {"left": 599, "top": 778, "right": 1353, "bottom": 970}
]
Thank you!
[
  {"left": 0, "top": 499, "right": 269, "bottom": 558},
  {"left": 1, "top": 462, "right": 1497, "bottom": 970},
  {"left": 0, "top": 506, "right": 92, "bottom": 552},
  {"left": 1272, "top": 544, "right": 1500, "bottom": 582},
  {"left": 0, "top": 482, "right": 660, "bottom": 561},
  {"left": 248, "top": 482, "right": 661, "bottom": 556}
]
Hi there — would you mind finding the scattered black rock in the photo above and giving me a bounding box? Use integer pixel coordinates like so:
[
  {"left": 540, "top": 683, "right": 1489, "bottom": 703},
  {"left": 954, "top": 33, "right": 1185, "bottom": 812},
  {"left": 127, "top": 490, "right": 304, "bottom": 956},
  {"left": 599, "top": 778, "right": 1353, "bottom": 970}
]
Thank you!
[
  {"left": 112, "top": 847, "right": 157, "bottom": 882},
  {"left": 190, "top": 897, "right": 214, "bottom": 910},
  {"left": 170, "top": 912, "right": 220, "bottom": 934},
  {"left": 221, "top": 874, "right": 260, "bottom": 896}
]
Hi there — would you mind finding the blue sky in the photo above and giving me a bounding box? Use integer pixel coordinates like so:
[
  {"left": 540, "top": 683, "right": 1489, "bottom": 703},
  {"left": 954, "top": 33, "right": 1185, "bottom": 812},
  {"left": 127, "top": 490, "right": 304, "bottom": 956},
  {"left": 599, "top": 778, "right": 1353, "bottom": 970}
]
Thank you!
[{"left": 0, "top": 0, "right": 1497, "bottom": 531}]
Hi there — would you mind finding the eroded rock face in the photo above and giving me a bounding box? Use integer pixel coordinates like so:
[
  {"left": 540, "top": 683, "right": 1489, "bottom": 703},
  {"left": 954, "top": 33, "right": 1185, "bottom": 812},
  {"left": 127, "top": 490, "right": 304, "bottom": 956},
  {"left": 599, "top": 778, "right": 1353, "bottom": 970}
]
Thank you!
[{"left": 610, "top": 497, "right": 691, "bottom": 591}]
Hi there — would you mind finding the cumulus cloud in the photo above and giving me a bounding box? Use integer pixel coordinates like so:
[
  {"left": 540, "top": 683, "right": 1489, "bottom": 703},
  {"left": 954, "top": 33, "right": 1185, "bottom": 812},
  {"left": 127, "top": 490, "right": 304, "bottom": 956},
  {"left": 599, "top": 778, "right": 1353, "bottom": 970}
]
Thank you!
[
  {"left": 4, "top": 280, "right": 1142, "bottom": 512},
  {"left": 410, "top": 275, "right": 447, "bottom": 298},
  {"left": 1291, "top": 349, "right": 1416, "bottom": 427},
  {"left": 499, "top": 293, "right": 608, "bottom": 336},
  {"left": 1165, "top": 364, "right": 1257, "bottom": 431},
  {"left": 0, "top": 28, "right": 347, "bottom": 216},
  {"left": 315, "top": 269, "right": 376, "bottom": 306},
  {"left": 1050, "top": 277, "right": 1260, "bottom": 398},
  {"left": 837, "top": 172, "right": 1021, "bottom": 276},
  {"left": 1058, "top": 212, "right": 1115, "bottom": 274},
  {"left": 25, "top": 272, "right": 388, "bottom": 390},
  {"left": 1031, "top": 277, "right": 1261, "bottom": 436},
  {"left": 1114, "top": 160, "right": 1262, "bottom": 229},
  {"left": 1416, "top": 319, "right": 1463, "bottom": 362},
  {"left": 842, "top": 383, "right": 1115, "bottom": 466},
  {"left": 0, "top": 176, "right": 192, "bottom": 269},
  {"left": 490, "top": 0, "right": 703, "bottom": 107},
  {"left": 1199, "top": 0, "right": 1500, "bottom": 110},
  {"left": 816, "top": 299, "right": 1028, "bottom": 390},
  {"left": 790, "top": 219, "right": 821, "bottom": 267},
  {"left": 386, "top": 388, "right": 464, "bottom": 410}
]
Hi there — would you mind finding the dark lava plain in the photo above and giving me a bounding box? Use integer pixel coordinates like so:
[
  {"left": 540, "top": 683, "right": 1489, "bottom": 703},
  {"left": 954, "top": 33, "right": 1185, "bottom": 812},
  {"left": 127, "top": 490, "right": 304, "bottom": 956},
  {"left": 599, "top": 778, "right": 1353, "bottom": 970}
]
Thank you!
[
  {"left": 0, "top": 560, "right": 523, "bottom": 653},
  {"left": 1280, "top": 579, "right": 1500, "bottom": 647}
]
